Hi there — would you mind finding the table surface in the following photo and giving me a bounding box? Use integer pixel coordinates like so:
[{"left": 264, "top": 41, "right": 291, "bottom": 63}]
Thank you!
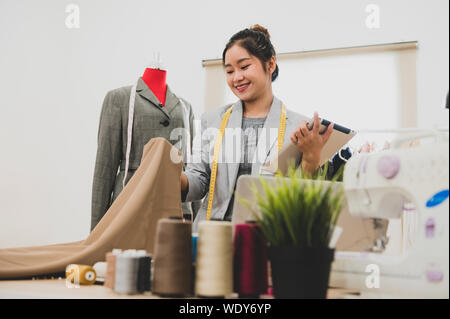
[{"left": 0, "top": 279, "right": 360, "bottom": 299}]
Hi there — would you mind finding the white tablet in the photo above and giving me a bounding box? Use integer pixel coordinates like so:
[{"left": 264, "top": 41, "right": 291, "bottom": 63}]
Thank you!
[{"left": 261, "top": 118, "right": 356, "bottom": 175}]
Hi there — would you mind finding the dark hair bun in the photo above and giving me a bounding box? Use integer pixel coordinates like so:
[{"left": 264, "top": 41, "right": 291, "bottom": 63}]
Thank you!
[
  {"left": 223, "top": 24, "right": 279, "bottom": 82},
  {"left": 250, "top": 24, "right": 271, "bottom": 39}
]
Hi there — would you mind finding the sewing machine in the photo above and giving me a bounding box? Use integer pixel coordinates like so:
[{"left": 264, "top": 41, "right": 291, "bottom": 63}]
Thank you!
[{"left": 330, "top": 132, "right": 449, "bottom": 298}]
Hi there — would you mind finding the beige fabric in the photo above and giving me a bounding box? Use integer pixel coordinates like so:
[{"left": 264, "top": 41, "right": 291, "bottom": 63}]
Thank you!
[{"left": 0, "top": 138, "right": 182, "bottom": 279}]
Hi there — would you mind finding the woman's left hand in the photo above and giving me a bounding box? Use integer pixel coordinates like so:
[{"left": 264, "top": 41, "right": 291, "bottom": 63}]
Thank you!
[{"left": 290, "top": 112, "right": 334, "bottom": 175}]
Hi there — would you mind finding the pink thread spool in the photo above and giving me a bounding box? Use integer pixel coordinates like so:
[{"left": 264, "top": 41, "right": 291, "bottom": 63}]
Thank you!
[{"left": 233, "top": 222, "right": 268, "bottom": 298}]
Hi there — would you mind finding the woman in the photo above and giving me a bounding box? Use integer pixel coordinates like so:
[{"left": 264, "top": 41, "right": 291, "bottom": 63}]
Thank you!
[{"left": 181, "top": 25, "right": 339, "bottom": 231}]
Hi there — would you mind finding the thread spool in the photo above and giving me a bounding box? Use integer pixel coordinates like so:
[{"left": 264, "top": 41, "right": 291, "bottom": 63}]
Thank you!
[
  {"left": 192, "top": 233, "right": 198, "bottom": 263},
  {"left": 195, "top": 220, "right": 233, "bottom": 298},
  {"left": 93, "top": 262, "right": 107, "bottom": 283},
  {"left": 114, "top": 250, "right": 140, "bottom": 295},
  {"left": 65, "top": 264, "right": 96, "bottom": 285},
  {"left": 105, "top": 249, "right": 122, "bottom": 289},
  {"left": 191, "top": 233, "right": 198, "bottom": 294},
  {"left": 152, "top": 217, "right": 192, "bottom": 296},
  {"left": 136, "top": 250, "right": 152, "bottom": 293},
  {"left": 233, "top": 222, "right": 268, "bottom": 298}
]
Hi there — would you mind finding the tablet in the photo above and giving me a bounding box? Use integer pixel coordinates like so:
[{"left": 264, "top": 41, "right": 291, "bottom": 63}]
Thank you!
[{"left": 261, "top": 118, "right": 356, "bottom": 175}]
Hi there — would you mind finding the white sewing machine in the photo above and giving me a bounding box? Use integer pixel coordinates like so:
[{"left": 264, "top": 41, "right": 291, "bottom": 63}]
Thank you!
[{"left": 330, "top": 132, "right": 449, "bottom": 298}]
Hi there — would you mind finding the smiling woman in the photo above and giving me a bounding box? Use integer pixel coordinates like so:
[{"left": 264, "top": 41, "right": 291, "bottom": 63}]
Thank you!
[
  {"left": 180, "top": 24, "right": 349, "bottom": 232},
  {"left": 223, "top": 25, "right": 278, "bottom": 118}
]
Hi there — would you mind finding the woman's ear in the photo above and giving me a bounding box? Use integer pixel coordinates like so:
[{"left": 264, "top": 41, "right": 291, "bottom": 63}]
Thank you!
[{"left": 268, "top": 56, "right": 276, "bottom": 75}]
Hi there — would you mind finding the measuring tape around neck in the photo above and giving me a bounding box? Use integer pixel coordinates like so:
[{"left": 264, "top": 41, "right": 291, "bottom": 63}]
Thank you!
[
  {"left": 123, "top": 82, "right": 138, "bottom": 189},
  {"left": 205, "top": 104, "right": 287, "bottom": 221}
]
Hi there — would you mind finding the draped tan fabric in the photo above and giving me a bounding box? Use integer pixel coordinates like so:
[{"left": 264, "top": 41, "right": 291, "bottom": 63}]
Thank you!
[{"left": 0, "top": 138, "right": 182, "bottom": 279}]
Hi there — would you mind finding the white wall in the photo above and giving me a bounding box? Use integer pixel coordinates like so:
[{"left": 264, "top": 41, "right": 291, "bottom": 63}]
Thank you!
[
  {"left": 0, "top": 0, "right": 448, "bottom": 248},
  {"left": 207, "top": 45, "right": 418, "bottom": 128}
]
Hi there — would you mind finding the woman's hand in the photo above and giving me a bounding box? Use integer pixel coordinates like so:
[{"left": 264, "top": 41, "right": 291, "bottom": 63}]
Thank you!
[
  {"left": 290, "top": 112, "right": 334, "bottom": 176},
  {"left": 180, "top": 172, "right": 189, "bottom": 193}
]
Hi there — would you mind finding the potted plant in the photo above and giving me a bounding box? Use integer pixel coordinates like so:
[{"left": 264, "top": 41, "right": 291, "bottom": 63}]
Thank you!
[{"left": 240, "top": 165, "right": 345, "bottom": 299}]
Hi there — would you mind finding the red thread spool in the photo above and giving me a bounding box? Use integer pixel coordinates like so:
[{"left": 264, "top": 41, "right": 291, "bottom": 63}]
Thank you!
[{"left": 233, "top": 222, "right": 268, "bottom": 298}]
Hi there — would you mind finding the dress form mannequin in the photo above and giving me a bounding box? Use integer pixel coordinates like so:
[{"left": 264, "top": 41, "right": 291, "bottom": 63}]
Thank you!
[
  {"left": 142, "top": 68, "right": 167, "bottom": 106},
  {"left": 142, "top": 52, "right": 167, "bottom": 106},
  {"left": 90, "top": 51, "right": 197, "bottom": 232}
]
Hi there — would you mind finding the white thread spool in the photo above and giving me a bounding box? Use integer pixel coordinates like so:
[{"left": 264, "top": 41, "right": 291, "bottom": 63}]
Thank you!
[
  {"left": 114, "top": 250, "right": 140, "bottom": 295},
  {"left": 93, "top": 262, "right": 107, "bottom": 282},
  {"left": 195, "top": 221, "right": 233, "bottom": 297}
]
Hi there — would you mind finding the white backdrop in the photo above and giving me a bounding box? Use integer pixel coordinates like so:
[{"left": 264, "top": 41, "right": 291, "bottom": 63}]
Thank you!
[
  {"left": 0, "top": 0, "right": 448, "bottom": 248},
  {"left": 205, "top": 44, "right": 418, "bottom": 155},
  {"left": 210, "top": 45, "right": 416, "bottom": 129}
]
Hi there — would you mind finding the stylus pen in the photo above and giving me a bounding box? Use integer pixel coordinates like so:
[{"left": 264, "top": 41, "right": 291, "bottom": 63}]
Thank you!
[
  {"left": 307, "top": 118, "right": 353, "bottom": 135},
  {"left": 320, "top": 119, "right": 352, "bottom": 134}
]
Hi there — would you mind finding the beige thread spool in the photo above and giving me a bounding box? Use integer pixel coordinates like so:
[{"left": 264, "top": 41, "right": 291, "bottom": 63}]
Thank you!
[
  {"left": 152, "top": 217, "right": 192, "bottom": 296},
  {"left": 105, "top": 249, "right": 122, "bottom": 289},
  {"left": 65, "top": 264, "right": 96, "bottom": 285},
  {"left": 195, "top": 220, "right": 233, "bottom": 297}
]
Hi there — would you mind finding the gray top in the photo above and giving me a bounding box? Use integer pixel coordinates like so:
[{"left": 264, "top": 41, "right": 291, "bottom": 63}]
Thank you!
[{"left": 224, "top": 116, "right": 267, "bottom": 221}]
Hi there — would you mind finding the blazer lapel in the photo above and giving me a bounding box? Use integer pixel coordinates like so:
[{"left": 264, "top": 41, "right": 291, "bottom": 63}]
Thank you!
[
  {"left": 251, "top": 97, "right": 288, "bottom": 175},
  {"left": 163, "top": 86, "right": 181, "bottom": 116},
  {"left": 225, "top": 100, "right": 243, "bottom": 190},
  {"left": 136, "top": 77, "right": 171, "bottom": 120}
]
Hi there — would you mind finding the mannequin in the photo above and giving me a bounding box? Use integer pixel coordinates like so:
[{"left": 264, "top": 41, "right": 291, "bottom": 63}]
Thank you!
[
  {"left": 142, "top": 67, "right": 167, "bottom": 106},
  {"left": 90, "top": 53, "right": 200, "bottom": 231},
  {"left": 142, "top": 52, "right": 167, "bottom": 106}
]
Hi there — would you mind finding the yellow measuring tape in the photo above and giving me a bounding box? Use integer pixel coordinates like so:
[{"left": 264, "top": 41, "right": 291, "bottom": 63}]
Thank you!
[{"left": 206, "top": 104, "right": 287, "bottom": 220}]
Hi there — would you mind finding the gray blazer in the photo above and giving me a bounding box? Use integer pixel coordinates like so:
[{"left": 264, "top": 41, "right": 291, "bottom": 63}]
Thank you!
[
  {"left": 183, "top": 96, "right": 310, "bottom": 232},
  {"left": 91, "top": 77, "right": 195, "bottom": 231}
]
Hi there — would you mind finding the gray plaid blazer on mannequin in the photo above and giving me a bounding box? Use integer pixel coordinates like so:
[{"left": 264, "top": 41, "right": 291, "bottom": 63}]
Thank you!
[{"left": 91, "top": 77, "right": 196, "bottom": 231}]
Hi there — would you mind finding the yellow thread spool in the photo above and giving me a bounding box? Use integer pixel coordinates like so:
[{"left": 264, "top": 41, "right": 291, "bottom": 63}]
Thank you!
[{"left": 65, "top": 264, "right": 97, "bottom": 285}]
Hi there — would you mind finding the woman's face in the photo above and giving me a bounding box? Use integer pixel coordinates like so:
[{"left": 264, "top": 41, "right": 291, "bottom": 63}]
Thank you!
[{"left": 224, "top": 44, "right": 274, "bottom": 103}]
